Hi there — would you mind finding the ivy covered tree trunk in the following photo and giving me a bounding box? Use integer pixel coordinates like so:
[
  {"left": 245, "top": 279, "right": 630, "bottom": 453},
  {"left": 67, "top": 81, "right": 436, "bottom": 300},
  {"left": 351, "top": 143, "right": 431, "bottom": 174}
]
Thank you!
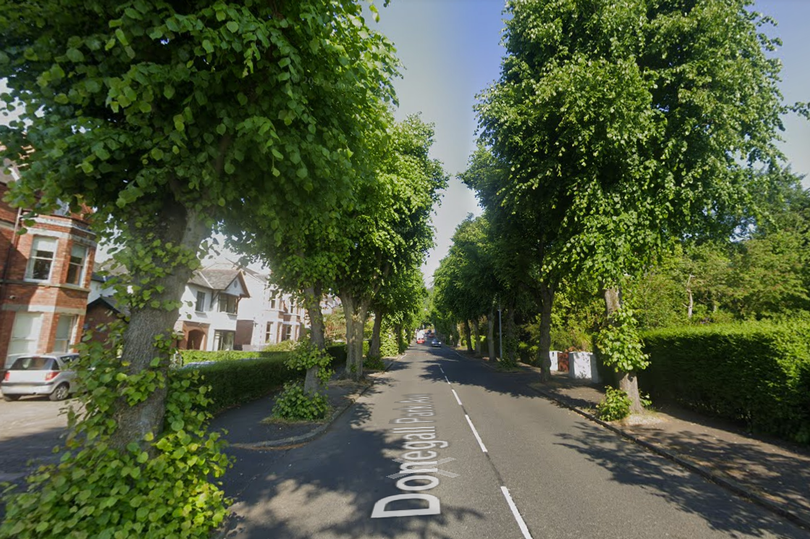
[
  {"left": 603, "top": 287, "right": 643, "bottom": 414},
  {"left": 368, "top": 310, "right": 384, "bottom": 360},
  {"left": 463, "top": 320, "right": 473, "bottom": 353},
  {"left": 395, "top": 323, "right": 404, "bottom": 353},
  {"left": 341, "top": 293, "right": 369, "bottom": 381},
  {"left": 471, "top": 318, "right": 481, "bottom": 355},
  {"left": 111, "top": 203, "right": 209, "bottom": 453},
  {"left": 538, "top": 281, "right": 556, "bottom": 382},
  {"left": 487, "top": 308, "right": 496, "bottom": 361},
  {"left": 303, "top": 285, "right": 325, "bottom": 395}
]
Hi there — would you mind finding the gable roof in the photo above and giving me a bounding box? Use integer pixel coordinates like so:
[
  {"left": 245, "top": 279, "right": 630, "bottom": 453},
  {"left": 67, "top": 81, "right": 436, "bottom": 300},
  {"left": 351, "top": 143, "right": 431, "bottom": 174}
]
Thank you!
[{"left": 189, "top": 266, "right": 250, "bottom": 297}]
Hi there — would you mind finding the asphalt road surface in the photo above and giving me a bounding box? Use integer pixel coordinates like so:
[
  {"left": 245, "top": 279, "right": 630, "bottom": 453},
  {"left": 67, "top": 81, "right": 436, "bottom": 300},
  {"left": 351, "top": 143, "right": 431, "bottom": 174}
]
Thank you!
[{"left": 221, "top": 345, "right": 809, "bottom": 539}]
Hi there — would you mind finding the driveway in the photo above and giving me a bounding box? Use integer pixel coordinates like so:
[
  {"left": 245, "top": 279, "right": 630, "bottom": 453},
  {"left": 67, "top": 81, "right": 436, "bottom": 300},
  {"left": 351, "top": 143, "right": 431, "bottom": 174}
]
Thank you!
[{"left": 0, "top": 397, "right": 72, "bottom": 485}]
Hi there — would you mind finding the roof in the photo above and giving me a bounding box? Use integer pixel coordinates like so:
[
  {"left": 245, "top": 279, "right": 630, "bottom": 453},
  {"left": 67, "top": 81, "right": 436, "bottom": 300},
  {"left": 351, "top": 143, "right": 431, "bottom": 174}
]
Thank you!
[
  {"left": 189, "top": 266, "right": 250, "bottom": 297},
  {"left": 88, "top": 296, "right": 131, "bottom": 317}
]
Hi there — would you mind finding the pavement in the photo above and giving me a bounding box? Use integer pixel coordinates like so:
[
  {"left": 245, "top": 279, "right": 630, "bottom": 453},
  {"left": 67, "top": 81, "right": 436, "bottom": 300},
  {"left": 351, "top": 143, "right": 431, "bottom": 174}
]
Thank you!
[{"left": 211, "top": 348, "right": 810, "bottom": 534}]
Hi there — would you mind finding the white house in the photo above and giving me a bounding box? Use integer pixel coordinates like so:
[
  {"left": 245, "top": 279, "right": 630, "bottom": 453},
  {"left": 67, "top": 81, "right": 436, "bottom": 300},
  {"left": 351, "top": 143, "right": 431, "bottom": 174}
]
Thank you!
[
  {"left": 234, "top": 266, "right": 307, "bottom": 351},
  {"left": 175, "top": 265, "right": 250, "bottom": 351}
]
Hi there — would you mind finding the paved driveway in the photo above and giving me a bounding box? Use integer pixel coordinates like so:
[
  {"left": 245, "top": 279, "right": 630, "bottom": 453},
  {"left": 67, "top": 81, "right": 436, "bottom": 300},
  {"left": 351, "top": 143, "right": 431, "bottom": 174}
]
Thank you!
[{"left": 0, "top": 396, "right": 72, "bottom": 484}]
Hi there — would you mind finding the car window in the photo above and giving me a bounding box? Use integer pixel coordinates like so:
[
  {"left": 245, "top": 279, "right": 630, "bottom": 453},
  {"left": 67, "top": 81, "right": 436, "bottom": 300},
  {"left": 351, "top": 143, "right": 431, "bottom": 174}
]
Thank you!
[{"left": 10, "top": 357, "right": 58, "bottom": 371}]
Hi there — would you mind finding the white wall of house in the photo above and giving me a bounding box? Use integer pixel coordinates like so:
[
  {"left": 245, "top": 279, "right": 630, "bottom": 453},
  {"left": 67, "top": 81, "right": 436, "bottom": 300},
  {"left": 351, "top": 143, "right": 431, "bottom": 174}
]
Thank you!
[
  {"left": 176, "top": 280, "right": 244, "bottom": 351},
  {"left": 238, "top": 272, "right": 306, "bottom": 350}
]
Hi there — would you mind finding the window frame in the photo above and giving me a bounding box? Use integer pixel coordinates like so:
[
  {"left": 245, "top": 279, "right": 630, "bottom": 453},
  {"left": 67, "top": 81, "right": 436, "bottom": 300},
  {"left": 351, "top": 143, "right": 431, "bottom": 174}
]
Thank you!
[
  {"left": 195, "top": 291, "right": 207, "bottom": 312},
  {"left": 217, "top": 294, "right": 238, "bottom": 314},
  {"left": 66, "top": 244, "right": 88, "bottom": 286},
  {"left": 213, "top": 330, "right": 235, "bottom": 351},
  {"left": 26, "top": 236, "right": 57, "bottom": 282}
]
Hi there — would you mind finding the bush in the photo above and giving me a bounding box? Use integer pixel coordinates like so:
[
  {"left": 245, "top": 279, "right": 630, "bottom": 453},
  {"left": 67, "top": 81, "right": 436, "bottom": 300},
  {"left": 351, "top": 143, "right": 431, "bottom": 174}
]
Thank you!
[
  {"left": 184, "top": 354, "right": 300, "bottom": 413},
  {"left": 641, "top": 320, "right": 810, "bottom": 443},
  {"left": 272, "top": 382, "right": 329, "bottom": 421},
  {"left": 1, "top": 364, "right": 230, "bottom": 539},
  {"left": 596, "top": 387, "right": 632, "bottom": 421}
]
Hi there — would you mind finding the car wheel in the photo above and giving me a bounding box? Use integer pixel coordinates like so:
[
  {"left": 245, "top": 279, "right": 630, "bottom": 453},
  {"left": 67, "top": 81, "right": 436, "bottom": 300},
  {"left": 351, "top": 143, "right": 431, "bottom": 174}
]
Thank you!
[
  {"left": 50, "top": 384, "right": 69, "bottom": 401},
  {"left": 2, "top": 394, "right": 21, "bottom": 402}
]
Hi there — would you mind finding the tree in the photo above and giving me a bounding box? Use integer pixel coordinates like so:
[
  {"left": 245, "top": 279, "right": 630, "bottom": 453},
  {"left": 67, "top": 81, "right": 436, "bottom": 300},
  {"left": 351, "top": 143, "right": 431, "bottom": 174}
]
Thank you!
[
  {"left": 477, "top": 0, "right": 798, "bottom": 411},
  {"left": 336, "top": 114, "right": 446, "bottom": 380},
  {"left": 432, "top": 214, "right": 501, "bottom": 358},
  {"left": 368, "top": 266, "right": 427, "bottom": 361},
  {"left": 0, "top": 1, "right": 397, "bottom": 536}
]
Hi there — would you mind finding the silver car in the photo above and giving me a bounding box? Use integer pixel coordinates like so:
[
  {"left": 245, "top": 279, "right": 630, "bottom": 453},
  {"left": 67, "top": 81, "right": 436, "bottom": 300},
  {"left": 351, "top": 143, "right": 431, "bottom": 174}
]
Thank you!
[{"left": 1, "top": 353, "right": 79, "bottom": 401}]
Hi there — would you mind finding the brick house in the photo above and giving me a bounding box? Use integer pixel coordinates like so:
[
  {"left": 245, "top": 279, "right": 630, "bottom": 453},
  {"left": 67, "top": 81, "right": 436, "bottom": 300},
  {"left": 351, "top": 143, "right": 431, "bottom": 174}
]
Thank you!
[{"left": 0, "top": 160, "right": 96, "bottom": 369}]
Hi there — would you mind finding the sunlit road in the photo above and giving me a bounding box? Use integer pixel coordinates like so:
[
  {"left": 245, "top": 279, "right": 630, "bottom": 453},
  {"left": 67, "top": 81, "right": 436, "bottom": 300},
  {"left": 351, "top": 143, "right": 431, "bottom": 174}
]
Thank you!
[{"left": 220, "top": 345, "right": 808, "bottom": 538}]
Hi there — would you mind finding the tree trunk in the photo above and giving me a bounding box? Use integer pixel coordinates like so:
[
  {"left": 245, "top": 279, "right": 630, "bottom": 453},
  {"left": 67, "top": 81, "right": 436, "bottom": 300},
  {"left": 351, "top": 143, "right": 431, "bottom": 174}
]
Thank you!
[
  {"left": 368, "top": 310, "right": 383, "bottom": 359},
  {"left": 110, "top": 204, "right": 210, "bottom": 453},
  {"left": 463, "top": 320, "right": 473, "bottom": 353},
  {"left": 303, "top": 285, "right": 325, "bottom": 395},
  {"left": 341, "top": 292, "right": 369, "bottom": 381},
  {"left": 538, "top": 281, "right": 556, "bottom": 382},
  {"left": 471, "top": 318, "right": 480, "bottom": 356},
  {"left": 487, "top": 308, "right": 496, "bottom": 361},
  {"left": 395, "top": 323, "right": 404, "bottom": 354},
  {"left": 505, "top": 306, "right": 517, "bottom": 365},
  {"left": 603, "top": 286, "right": 643, "bottom": 414}
]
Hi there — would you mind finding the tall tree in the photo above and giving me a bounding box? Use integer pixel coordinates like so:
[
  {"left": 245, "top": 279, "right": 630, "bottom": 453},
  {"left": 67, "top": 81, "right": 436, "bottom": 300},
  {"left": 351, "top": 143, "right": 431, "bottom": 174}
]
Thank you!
[
  {"left": 336, "top": 114, "right": 447, "bottom": 380},
  {"left": 0, "top": 1, "right": 397, "bottom": 536},
  {"left": 477, "top": 0, "right": 799, "bottom": 411}
]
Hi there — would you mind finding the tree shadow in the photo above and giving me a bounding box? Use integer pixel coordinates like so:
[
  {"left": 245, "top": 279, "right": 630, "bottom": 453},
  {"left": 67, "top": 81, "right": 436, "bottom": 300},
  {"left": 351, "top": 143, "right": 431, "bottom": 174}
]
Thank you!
[
  {"left": 623, "top": 425, "right": 810, "bottom": 520},
  {"left": 554, "top": 423, "right": 809, "bottom": 537},
  {"left": 0, "top": 426, "right": 67, "bottom": 520},
  {"left": 219, "top": 402, "right": 485, "bottom": 538}
]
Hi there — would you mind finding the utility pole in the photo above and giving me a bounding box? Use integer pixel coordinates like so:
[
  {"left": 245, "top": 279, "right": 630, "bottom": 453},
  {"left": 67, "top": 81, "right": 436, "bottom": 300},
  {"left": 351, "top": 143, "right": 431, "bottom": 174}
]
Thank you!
[{"left": 498, "top": 298, "right": 503, "bottom": 362}]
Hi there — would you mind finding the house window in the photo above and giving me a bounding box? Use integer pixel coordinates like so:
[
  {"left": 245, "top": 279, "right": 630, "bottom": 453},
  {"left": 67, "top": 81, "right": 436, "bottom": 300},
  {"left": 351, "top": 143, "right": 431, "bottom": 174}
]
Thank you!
[
  {"left": 281, "top": 324, "right": 294, "bottom": 342},
  {"left": 269, "top": 293, "right": 277, "bottom": 310},
  {"left": 195, "top": 291, "right": 207, "bottom": 312},
  {"left": 66, "top": 244, "right": 87, "bottom": 285},
  {"left": 217, "top": 294, "right": 238, "bottom": 314},
  {"left": 54, "top": 315, "right": 76, "bottom": 352},
  {"left": 265, "top": 322, "right": 274, "bottom": 343},
  {"left": 213, "top": 330, "right": 234, "bottom": 351},
  {"left": 8, "top": 313, "right": 43, "bottom": 359},
  {"left": 26, "top": 237, "right": 57, "bottom": 281}
]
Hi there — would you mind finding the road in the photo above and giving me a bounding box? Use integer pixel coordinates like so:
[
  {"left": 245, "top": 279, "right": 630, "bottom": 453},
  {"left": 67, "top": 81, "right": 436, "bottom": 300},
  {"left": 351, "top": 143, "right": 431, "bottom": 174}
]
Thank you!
[{"left": 220, "top": 345, "right": 809, "bottom": 539}]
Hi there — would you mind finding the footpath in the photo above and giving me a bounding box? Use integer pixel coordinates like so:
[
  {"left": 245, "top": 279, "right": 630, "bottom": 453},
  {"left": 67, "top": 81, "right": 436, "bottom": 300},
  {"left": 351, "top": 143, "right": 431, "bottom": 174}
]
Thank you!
[{"left": 212, "top": 348, "right": 810, "bottom": 533}]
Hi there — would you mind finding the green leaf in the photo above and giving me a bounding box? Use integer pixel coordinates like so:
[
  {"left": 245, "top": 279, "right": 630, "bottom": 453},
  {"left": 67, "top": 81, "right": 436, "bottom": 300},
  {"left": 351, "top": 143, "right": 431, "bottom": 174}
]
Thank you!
[{"left": 226, "top": 21, "right": 239, "bottom": 32}]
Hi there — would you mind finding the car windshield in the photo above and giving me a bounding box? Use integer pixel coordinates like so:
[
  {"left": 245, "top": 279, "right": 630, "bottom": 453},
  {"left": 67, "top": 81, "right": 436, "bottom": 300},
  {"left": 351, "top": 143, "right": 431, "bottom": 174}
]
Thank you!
[{"left": 9, "top": 357, "right": 58, "bottom": 371}]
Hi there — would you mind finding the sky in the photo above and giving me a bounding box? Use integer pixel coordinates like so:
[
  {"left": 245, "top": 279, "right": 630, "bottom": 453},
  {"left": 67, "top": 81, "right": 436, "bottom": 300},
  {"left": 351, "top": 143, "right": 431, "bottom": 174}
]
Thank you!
[{"left": 370, "top": 0, "right": 810, "bottom": 287}]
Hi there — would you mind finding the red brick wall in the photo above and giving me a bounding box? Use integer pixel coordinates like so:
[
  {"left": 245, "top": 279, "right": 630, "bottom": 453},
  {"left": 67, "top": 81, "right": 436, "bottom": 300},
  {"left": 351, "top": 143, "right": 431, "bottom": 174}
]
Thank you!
[{"left": 0, "top": 184, "right": 96, "bottom": 359}]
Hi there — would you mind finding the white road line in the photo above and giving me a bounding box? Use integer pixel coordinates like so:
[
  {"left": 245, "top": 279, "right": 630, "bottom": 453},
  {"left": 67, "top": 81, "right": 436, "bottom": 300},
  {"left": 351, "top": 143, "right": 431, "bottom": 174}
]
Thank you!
[
  {"left": 439, "top": 367, "right": 445, "bottom": 374},
  {"left": 500, "top": 486, "right": 533, "bottom": 539},
  {"left": 451, "top": 389, "right": 463, "bottom": 406},
  {"left": 444, "top": 375, "right": 451, "bottom": 384},
  {"left": 465, "top": 414, "right": 488, "bottom": 453}
]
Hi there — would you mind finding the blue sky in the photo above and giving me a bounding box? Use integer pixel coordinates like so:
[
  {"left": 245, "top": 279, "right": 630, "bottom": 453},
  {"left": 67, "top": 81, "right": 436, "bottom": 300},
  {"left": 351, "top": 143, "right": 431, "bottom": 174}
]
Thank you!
[{"left": 371, "top": 0, "right": 810, "bottom": 285}]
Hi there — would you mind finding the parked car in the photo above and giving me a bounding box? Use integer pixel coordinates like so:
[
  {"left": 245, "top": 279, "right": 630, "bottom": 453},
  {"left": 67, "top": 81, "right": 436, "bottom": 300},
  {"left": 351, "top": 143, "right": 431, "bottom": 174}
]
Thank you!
[
  {"left": 1, "top": 353, "right": 80, "bottom": 401},
  {"left": 430, "top": 338, "right": 441, "bottom": 347}
]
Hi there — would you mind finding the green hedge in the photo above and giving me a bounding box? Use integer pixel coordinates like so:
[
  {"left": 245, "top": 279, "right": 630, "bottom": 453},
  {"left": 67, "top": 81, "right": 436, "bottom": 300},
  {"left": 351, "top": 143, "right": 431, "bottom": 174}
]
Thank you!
[
  {"left": 641, "top": 321, "right": 810, "bottom": 444},
  {"left": 179, "top": 354, "right": 298, "bottom": 413},
  {"left": 178, "top": 349, "right": 288, "bottom": 366}
]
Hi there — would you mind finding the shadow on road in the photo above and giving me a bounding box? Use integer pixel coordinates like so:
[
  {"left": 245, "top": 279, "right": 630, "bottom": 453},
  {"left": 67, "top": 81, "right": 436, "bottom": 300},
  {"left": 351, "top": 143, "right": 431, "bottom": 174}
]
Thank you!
[
  {"left": 554, "top": 423, "right": 807, "bottom": 537},
  {"left": 221, "top": 400, "right": 484, "bottom": 539}
]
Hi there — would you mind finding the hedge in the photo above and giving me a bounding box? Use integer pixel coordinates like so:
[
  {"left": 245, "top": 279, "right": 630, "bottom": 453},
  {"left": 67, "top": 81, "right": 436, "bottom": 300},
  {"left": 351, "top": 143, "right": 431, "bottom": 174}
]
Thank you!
[
  {"left": 178, "top": 354, "right": 298, "bottom": 413},
  {"left": 640, "top": 321, "right": 810, "bottom": 444},
  {"left": 176, "top": 346, "right": 350, "bottom": 414},
  {"left": 178, "top": 349, "right": 288, "bottom": 366}
]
